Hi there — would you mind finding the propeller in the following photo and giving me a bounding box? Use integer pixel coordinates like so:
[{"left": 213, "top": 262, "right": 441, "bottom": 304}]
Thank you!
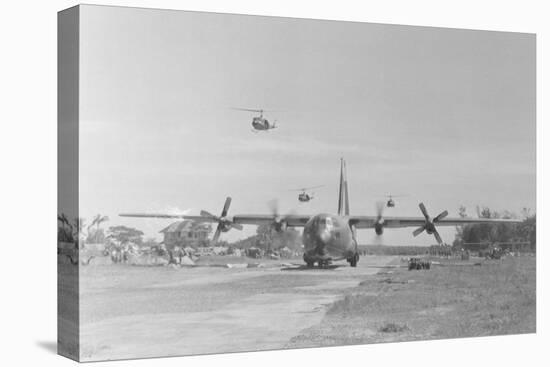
[
  {"left": 288, "top": 185, "right": 325, "bottom": 192},
  {"left": 231, "top": 107, "right": 264, "bottom": 113},
  {"left": 231, "top": 107, "right": 273, "bottom": 118},
  {"left": 412, "top": 203, "right": 448, "bottom": 245},
  {"left": 268, "top": 199, "right": 294, "bottom": 232},
  {"left": 200, "top": 197, "right": 243, "bottom": 243},
  {"left": 374, "top": 201, "right": 385, "bottom": 235}
]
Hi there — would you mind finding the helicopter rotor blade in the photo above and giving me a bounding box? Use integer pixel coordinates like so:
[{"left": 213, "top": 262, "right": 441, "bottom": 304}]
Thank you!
[
  {"left": 288, "top": 185, "right": 324, "bottom": 192},
  {"left": 231, "top": 107, "right": 267, "bottom": 113}
]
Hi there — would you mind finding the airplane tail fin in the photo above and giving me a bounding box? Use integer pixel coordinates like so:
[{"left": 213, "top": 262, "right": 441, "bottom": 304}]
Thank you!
[{"left": 337, "top": 158, "right": 350, "bottom": 216}]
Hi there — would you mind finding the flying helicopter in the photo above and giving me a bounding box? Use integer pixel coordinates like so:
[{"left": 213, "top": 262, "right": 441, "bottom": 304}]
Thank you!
[
  {"left": 232, "top": 108, "right": 277, "bottom": 132},
  {"left": 289, "top": 185, "right": 325, "bottom": 202},
  {"left": 385, "top": 194, "right": 407, "bottom": 208}
]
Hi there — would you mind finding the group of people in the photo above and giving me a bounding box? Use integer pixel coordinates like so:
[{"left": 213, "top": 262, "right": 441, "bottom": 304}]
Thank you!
[
  {"left": 105, "top": 240, "right": 138, "bottom": 264},
  {"left": 167, "top": 246, "right": 195, "bottom": 265}
]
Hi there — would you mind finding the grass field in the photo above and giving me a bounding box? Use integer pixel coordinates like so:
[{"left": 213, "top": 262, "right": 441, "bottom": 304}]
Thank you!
[{"left": 287, "top": 256, "right": 536, "bottom": 347}]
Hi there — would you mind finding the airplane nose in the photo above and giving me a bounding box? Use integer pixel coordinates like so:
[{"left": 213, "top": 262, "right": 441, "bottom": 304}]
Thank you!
[
  {"left": 316, "top": 229, "right": 331, "bottom": 256},
  {"left": 319, "top": 229, "right": 331, "bottom": 242}
]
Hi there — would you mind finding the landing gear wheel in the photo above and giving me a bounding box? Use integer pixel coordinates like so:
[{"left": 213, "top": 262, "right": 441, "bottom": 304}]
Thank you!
[
  {"left": 318, "top": 260, "right": 329, "bottom": 269},
  {"left": 349, "top": 253, "right": 359, "bottom": 267}
]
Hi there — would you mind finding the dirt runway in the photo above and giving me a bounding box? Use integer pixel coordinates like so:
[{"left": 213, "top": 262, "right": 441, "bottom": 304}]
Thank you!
[{"left": 79, "top": 256, "right": 396, "bottom": 361}]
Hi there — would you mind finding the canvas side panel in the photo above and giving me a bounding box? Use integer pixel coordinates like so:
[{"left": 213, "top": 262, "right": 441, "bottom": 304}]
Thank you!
[{"left": 57, "top": 5, "right": 80, "bottom": 362}]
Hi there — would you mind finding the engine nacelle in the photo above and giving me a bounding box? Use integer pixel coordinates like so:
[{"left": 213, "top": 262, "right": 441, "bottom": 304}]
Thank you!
[
  {"left": 375, "top": 222, "right": 384, "bottom": 235},
  {"left": 219, "top": 219, "right": 232, "bottom": 232},
  {"left": 425, "top": 221, "right": 436, "bottom": 235},
  {"left": 272, "top": 220, "right": 287, "bottom": 232}
]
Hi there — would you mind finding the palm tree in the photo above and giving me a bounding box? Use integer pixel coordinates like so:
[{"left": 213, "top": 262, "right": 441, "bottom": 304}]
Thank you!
[
  {"left": 87, "top": 216, "right": 97, "bottom": 240},
  {"left": 73, "top": 217, "right": 86, "bottom": 247},
  {"left": 58, "top": 213, "right": 70, "bottom": 228},
  {"left": 57, "top": 214, "right": 65, "bottom": 230},
  {"left": 93, "top": 214, "right": 109, "bottom": 232},
  {"left": 89, "top": 214, "right": 109, "bottom": 243},
  {"left": 57, "top": 213, "right": 73, "bottom": 242}
]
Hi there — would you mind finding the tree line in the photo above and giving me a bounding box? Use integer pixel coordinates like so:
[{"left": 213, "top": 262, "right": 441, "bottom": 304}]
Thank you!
[{"left": 453, "top": 206, "right": 536, "bottom": 252}]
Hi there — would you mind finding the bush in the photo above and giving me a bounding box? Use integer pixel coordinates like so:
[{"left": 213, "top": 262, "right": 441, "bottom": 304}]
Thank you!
[{"left": 378, "top": 322, "right": 409, "bottom": 333}]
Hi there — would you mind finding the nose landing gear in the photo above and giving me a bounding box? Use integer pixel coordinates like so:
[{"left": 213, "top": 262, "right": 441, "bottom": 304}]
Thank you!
[{"left": 347, "top": 253, "right": 359, "bottom": 267}]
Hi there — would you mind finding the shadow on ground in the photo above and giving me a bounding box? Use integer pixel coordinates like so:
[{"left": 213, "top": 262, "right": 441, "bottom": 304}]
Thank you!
[
  {"left": 281, "top": 264, "right": 344, "bottom": 271},
  {"left": 36, "top": 340, "right": 57, "bottom": 354}
]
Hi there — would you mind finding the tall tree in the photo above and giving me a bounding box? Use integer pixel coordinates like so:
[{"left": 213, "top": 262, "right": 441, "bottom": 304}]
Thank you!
[
  {"left": 87, "top": 214, "right": 109, "bottom": 243},
  {"left": 107, "top": 225, "right": 144, "bottom": 246}
]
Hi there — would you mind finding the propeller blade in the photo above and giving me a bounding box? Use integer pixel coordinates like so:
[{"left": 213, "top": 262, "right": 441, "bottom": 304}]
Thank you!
[
  {"left": 376, "top": 201, "right": 385, "bottom": 220},
  {"left": 413, "top": 226, "right": 425, "bottom": 237},
  {"left": 268, "top": 199, "right": 279, "bottom": 217},
  {"left": 267, "top": 199, "right": 296, "bottom": 231},
  {"left": 200, "top": 210, "right": 218, "bottom": 220},
  {"left": 230, "top": 223, "right": 244, "bottom": 231},
  {"left": 434, "top": 210, "right": 448, "bottom": 222},
  {"left": 419, "top": 203, "right": 429, "bottom": 220},
  {"left": 220, "top": 197, "right": 232, "bottom": 217},
  {"left": 433, "top": 230, "right": 443, "bottom": 245},
  {"left": 212, "top": 225, "right": 222, "bottom": 243}
]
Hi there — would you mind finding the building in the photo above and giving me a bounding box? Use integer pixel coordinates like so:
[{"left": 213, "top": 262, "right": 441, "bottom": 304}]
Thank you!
[{"left": 159, "top": 221, "right": 212, "bottom": 249}]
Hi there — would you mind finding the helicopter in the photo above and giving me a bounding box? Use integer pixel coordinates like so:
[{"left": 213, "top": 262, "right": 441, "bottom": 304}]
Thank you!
[
  {"left": 290, "top": 185, "right": 325, "bottom": 202},
  {"left": 385, "top": 194, "right": 407, "bottom": 208},
  {"left": 233, "top": 108, "right": 277, "bottom": 132}
]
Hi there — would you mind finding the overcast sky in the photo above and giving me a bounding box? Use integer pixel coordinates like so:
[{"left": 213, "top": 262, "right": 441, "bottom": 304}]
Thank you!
[{"left": 78, "top": 5, "right": 535, "bottom": 245}]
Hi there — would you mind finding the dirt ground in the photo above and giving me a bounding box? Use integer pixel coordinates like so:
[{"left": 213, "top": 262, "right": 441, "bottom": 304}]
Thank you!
[
  {"left": 70, "top": 254, "right": 535, "bottom": 361},
  {"left": 77, "top": 255, "right": 396, "bottom": 361}
]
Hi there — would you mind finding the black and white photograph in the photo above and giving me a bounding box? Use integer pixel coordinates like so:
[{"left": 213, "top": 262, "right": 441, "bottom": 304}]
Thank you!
[
  {"left": 56, "top": 4, "right": 537, "bottom": 362},
  {"left": 2, "top": 1, "right": 547, "bottom": 367}
]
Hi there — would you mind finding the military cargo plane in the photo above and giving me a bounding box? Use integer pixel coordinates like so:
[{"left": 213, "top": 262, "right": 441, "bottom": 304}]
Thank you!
[{"left": 120, "top": 159, "right": 520, "bottom": 268}]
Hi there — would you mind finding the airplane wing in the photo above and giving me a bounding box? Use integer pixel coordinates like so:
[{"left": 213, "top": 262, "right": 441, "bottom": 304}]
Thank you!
[
  {"left": 119, "top": 213, "right": 312, "bottom": 227},
  {"left": 349, "top": 215, "right": 522, "bottom": 229},
  {"left": 233, "top": 214, "right": 310, "bottom": 227},
  {"left": 119, "top": 213, "right": 207, "bottom": 220},
  {"left": 119, "top": 213, "right": 520, "bottom": 228}
]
